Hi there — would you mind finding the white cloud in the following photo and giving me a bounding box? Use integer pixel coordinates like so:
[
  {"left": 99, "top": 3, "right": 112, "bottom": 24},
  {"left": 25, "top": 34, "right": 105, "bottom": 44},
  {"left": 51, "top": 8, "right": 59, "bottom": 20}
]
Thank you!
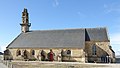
[
  {"left": 53, "top": 0, "right": 59, "bottom": 7},
  {"left": 110, "top": 33, "right": 120, "bottom": 55},
  {"left": 0, "top": 46, "right": 1, "bottom": 52},
  {"left": 0, "top": 45, "right": 6, "bottom": 52},
  {"left": 104, "top": 3, "right": 120, "bottom": 13},
  {"left": 116, "top": 51, "right": 120, "bottom": 56},
  {"left": 77, "top": 11, "right": 87, "bottom": 18},
  {"left": 110, "top": 33, "right": 120, "bottom": 45}
]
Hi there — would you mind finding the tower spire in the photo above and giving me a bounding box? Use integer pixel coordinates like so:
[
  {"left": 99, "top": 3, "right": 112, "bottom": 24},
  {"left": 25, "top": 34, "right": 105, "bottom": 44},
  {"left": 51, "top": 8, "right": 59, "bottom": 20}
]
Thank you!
[{"left": 20, "top": 8, "right": 31, "bottom": 33}]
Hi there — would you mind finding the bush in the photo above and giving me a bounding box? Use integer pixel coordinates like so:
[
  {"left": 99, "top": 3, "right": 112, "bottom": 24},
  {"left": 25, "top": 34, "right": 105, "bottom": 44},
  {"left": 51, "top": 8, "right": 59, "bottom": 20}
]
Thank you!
[{"left": 29, "top": 58, "right": 37, "bottom": 61}]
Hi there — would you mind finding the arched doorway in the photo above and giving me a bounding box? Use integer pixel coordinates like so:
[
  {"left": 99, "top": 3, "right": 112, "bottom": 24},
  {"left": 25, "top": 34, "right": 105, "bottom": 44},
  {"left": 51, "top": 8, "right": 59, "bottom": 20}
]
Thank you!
[
  {"left": 23, "top": 50, "right": 28, "bottom": 59},
  {"left": 30, "top": 50, "right": 35, "bottom": 55},
  {"left": 41, "top": 50, "right": 46, "bottom": 61},
  {"left": 61, "top": 49, "right": 65, "bottom": 61},
  {"left": 101, "top": 55, "right": 110, "bottom": 63},
  {"left": 16, "top": 49, "right": 21, "bottom": 56},
  {"left": 48, "top": 49, "right": 55, "bottom": 61},
  {"left": 61, "top": 49, "right": 71, "bottom": 62}
]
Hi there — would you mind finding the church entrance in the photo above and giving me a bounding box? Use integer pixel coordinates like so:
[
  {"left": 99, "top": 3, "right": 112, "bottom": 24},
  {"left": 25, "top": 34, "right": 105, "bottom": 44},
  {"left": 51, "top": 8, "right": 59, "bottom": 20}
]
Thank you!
[
  {"left": 48, "top": 49, "right": 54, "bottom": 61},
  {"left": 49, "top": 52, "right": 54, "bottom": 61},
  {"left": 101, "top": 56, "right": 110, "bottom": 63}
]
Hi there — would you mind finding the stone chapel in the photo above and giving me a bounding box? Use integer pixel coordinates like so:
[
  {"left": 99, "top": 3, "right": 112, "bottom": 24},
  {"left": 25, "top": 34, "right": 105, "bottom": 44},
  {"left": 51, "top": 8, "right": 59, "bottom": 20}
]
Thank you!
[{"left": 4, "top": 8, "right": 115, "bottom": 63}]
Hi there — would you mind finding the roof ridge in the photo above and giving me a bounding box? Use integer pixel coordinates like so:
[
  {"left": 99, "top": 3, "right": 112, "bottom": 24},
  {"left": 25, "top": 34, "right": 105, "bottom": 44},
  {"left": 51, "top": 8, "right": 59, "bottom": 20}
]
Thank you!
[
  {"left": 85, "top": 27, "right": 107, "bottom": 29},
  {"left": 29, "top": 28, "right": 85, "bottom": 32},
  {"left": 29, "top": 27, "right": 107, "bottom": 32}
]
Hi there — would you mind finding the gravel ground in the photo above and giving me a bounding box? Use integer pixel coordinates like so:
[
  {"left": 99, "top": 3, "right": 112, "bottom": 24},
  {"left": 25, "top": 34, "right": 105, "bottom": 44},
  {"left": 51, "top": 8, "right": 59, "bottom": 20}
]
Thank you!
[
  {"left": 11, "top": 61, "right": 120, "bottom": 68},
  {"left": 0, "top": 62, "right": 8, "bottom": 68},
  {"left": 1, "top": 61, "right": 120, "bottom": 68}
]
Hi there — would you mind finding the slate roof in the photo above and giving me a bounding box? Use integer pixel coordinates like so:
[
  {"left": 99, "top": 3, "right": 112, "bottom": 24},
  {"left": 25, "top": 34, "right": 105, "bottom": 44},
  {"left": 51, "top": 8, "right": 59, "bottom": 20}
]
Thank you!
[
  {"left": 85, "top": 28, "right": 109, "bottom": 41},
  {"left": 7, "top": 29, "right": 85, "bottom": 48},
  {"left": 7, "top": 27, "right": 109, "bottom": 49}
]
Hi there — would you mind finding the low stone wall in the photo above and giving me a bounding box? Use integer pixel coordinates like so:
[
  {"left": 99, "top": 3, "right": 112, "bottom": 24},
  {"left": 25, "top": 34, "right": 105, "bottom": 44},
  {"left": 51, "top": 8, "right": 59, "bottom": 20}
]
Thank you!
[
  {"left": 1, "top": 60, "right": 12, "bottom": 68},
  {"left": 4, "top": 61, "right": 120, "bottom": 68}
]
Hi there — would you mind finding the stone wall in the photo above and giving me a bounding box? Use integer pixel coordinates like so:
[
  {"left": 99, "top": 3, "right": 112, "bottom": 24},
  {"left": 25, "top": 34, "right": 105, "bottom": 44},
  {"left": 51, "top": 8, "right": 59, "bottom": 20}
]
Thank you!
[
  {"left": 85, "top": 41, "right": 115, "bottom": 62},
  {"left": 7, "top": 48, "right": 85, "bottom": 62}
]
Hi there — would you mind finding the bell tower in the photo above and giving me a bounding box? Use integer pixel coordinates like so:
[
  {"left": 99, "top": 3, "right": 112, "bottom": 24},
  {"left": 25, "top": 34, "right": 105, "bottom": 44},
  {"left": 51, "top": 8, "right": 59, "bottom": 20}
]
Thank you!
[{"left": 20, "top": 8, "right": 31, "bottom": 33}]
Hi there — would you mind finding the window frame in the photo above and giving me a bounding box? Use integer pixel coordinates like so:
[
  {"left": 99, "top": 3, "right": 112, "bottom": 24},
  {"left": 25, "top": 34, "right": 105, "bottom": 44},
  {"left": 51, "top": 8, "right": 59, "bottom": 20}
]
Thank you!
[
  {"left": 31, "top": 50, "right": 35, "bottom": 55},
  {"left": 92, "top": 44, "right": 97, "bottom": 55},
  {"left": 16, "top": 49, "right": 21, "bottom": 56}
]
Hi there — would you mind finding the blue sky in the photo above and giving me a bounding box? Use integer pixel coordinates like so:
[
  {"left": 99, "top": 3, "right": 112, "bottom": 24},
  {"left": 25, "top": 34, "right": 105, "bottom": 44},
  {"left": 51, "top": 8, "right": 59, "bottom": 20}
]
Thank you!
[{"left": 0, "top": 0, "right": 120, "bottom": 55}]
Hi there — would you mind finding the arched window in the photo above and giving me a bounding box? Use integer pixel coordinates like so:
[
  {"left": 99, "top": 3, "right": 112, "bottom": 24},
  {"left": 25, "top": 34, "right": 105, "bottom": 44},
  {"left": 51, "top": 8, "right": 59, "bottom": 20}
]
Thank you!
[
  {"left": 23, "top": 50, "right": 27, "bottom": 56},
  {"left": 41, "top": 50, "right": 46, "bottom": 61},
  {"left": 31, "top": 50, "right": 35, "bottom": 55},
  {"left": 92, "top": 45, "right": 97, "bottom": 55},
  {"left": 16, "top": 49, "right": 21, "bottom": 56},
  {"left": 67, "top": 50, "right": 71, "bottom": 54},
  {"left": 61, "top": 49, "right": 64, "bottom": 56},
  {"left": 23, "top": 50, "right": 28, "bottom": 59}
]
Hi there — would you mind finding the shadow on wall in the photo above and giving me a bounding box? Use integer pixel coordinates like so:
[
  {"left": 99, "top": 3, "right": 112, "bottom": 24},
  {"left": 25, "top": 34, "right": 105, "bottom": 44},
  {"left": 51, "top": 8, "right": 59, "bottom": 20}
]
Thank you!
[
  {"left": 4, "top": 49, "right": 13, "bottom": 60},
  {"left": 4, "top": 49, "right": 83, "bottom": 62},
  {"left": 22, "top": 50, "right": 37, "bottom": 61},
  {"left": 41, "top": 49, "right": 56, "bottom": 61},
  {"left": 87, "top": 45, "right": 113, "bottom": 63}
]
